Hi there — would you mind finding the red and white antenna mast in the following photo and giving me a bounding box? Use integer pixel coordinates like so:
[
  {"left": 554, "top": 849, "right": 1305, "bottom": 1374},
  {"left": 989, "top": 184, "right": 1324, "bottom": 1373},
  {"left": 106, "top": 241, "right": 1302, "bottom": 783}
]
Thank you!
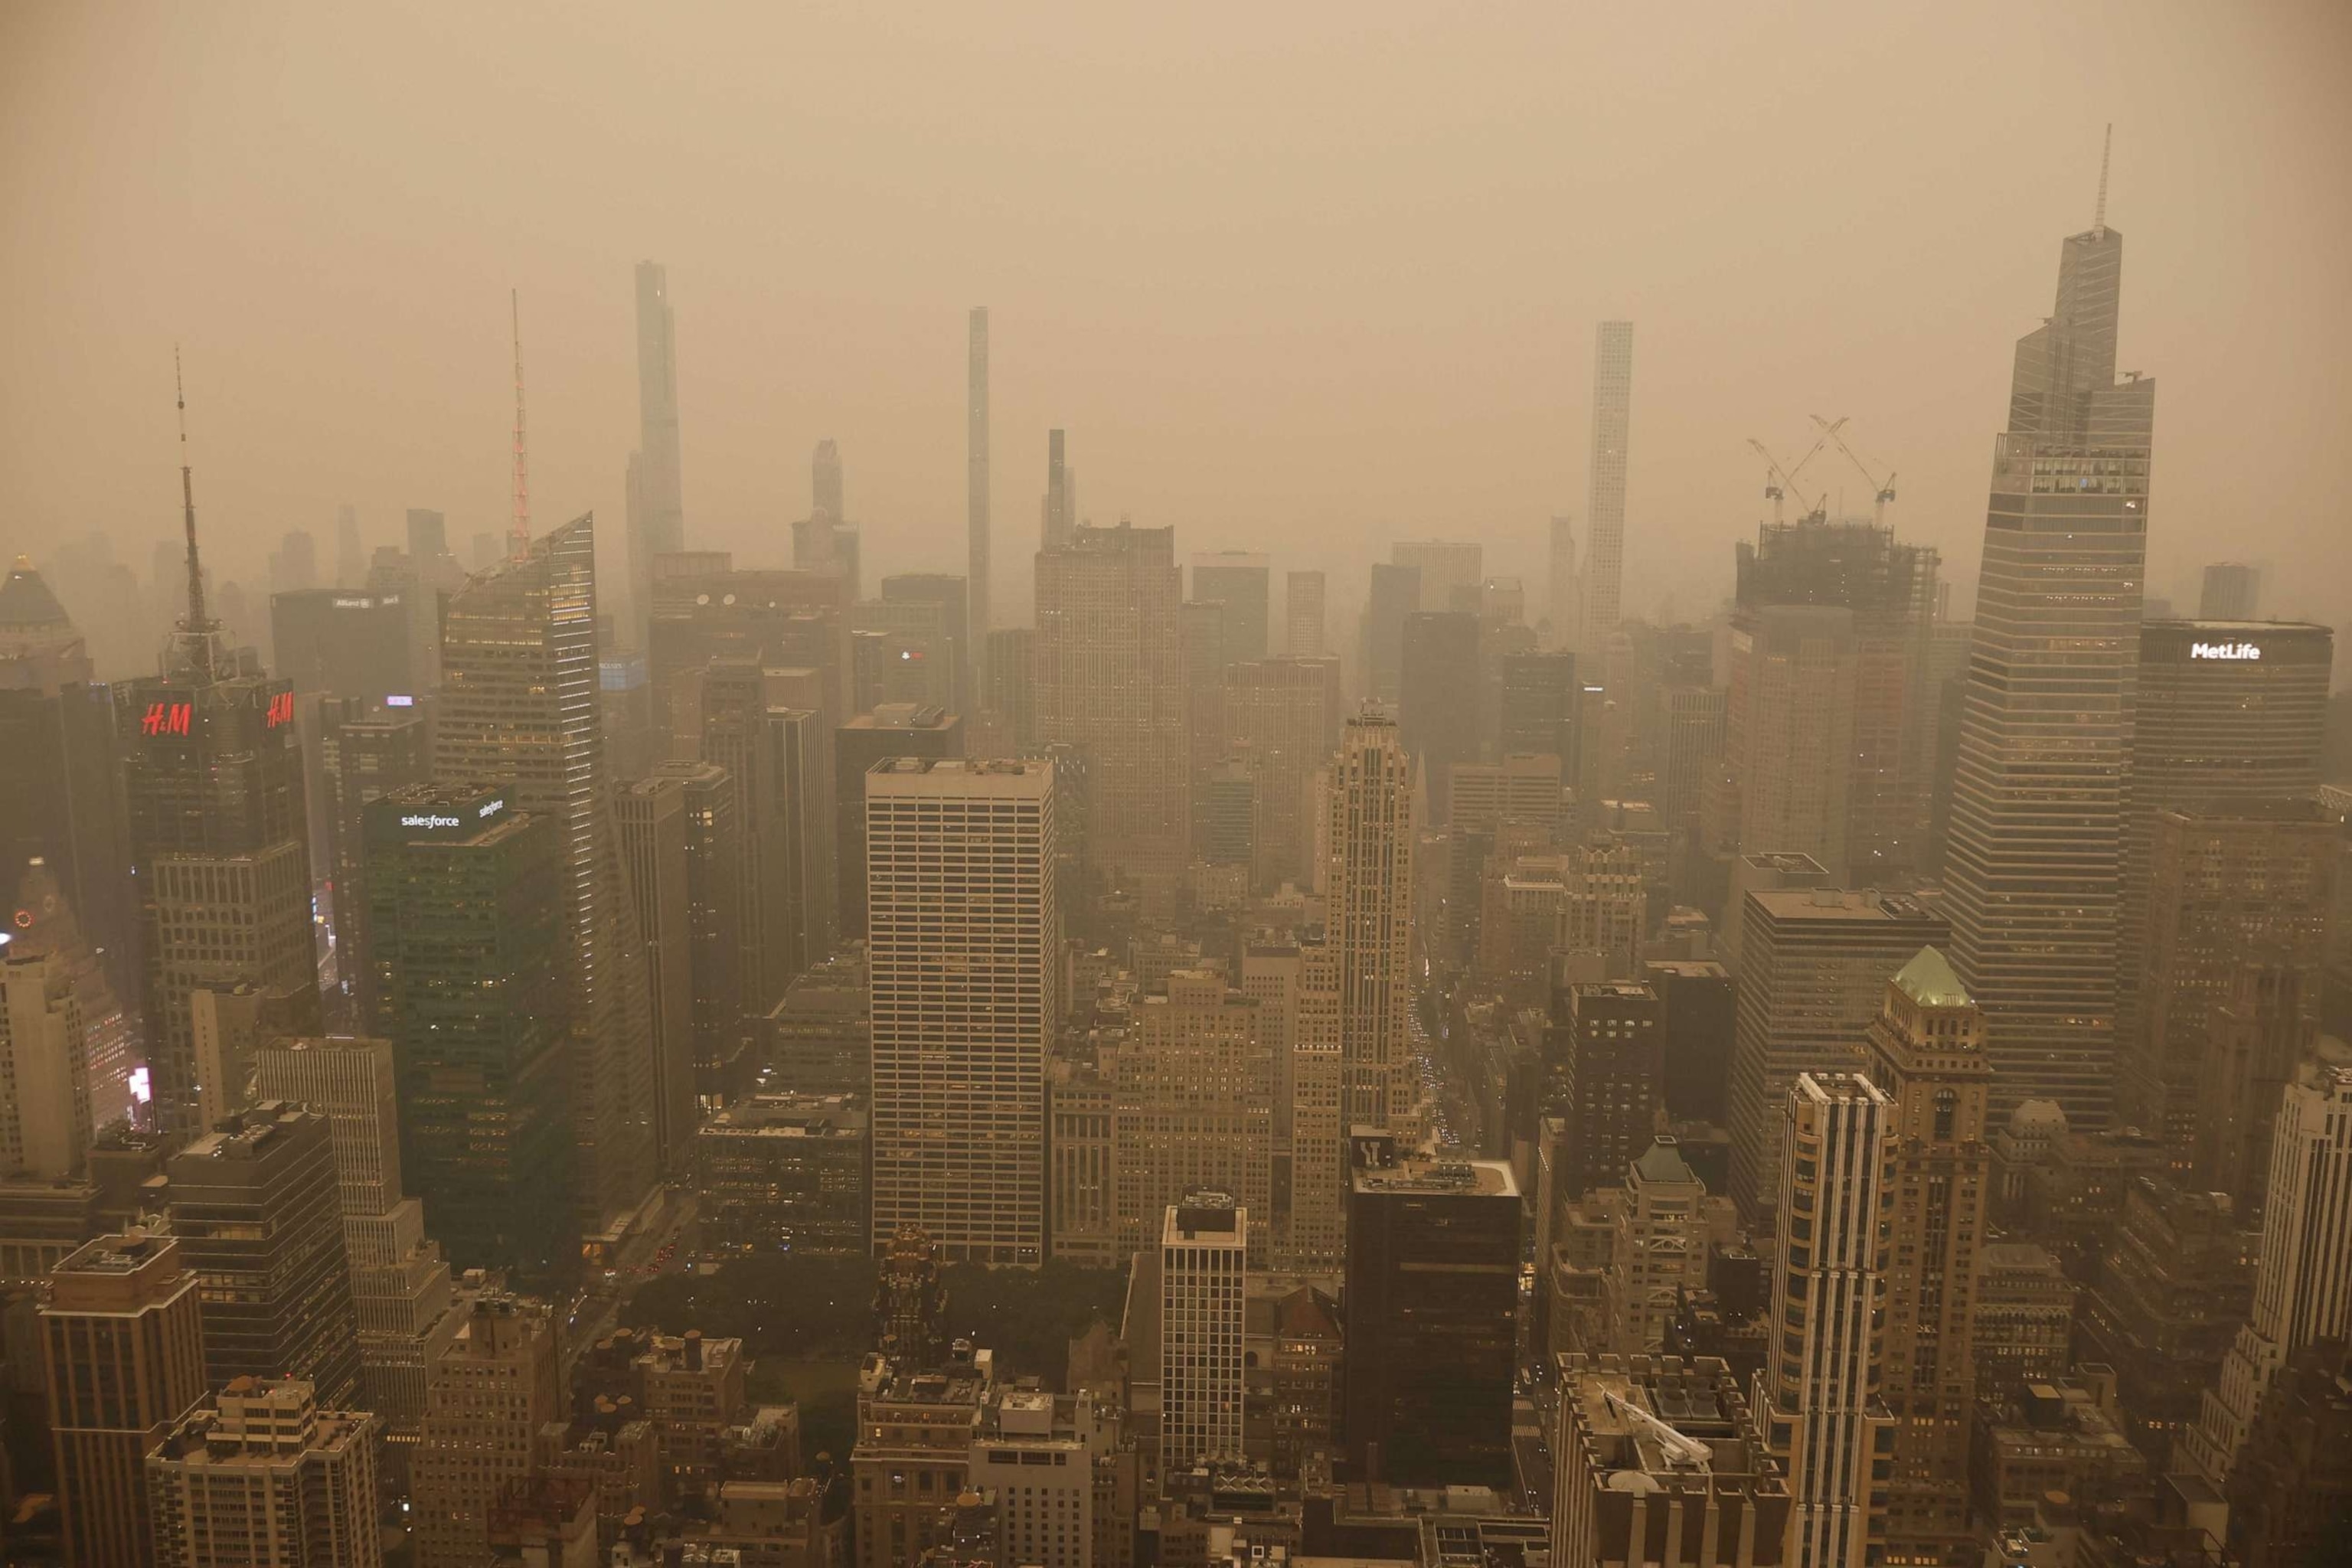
[{"left": 508, "top": 288, "right": 531, "bottom": 560}]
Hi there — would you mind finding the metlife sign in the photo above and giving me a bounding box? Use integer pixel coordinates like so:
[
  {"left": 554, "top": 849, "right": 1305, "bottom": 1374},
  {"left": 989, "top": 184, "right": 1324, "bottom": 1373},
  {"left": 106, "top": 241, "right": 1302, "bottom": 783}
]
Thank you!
[{"left": 2190, "top": 642, "right": 2262, "bottom": 661}]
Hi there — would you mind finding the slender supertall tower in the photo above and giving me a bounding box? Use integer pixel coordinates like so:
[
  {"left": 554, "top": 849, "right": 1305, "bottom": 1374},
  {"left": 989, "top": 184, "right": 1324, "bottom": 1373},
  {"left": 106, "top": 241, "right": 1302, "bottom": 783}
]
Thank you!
[
  {"left": 508, "top": 289, "right": 531, "bottom": 560},
  {"left": 1323, "top": 712, "right": 1415, "bottom": 1134},
  {"left": 968, "top": 307, "right": 991, "bottom": 693},
  {"left": 1041, "top": 429, "right": 1071, "bottom": 550},
  {"left": 1547, "top": 513, "right": 1582, "bottom": 652},
  {"left": 1943, "top": 134, "right": 2151, "bottom": 1128},
  {"left": 1579, "top": 322, "right": 1632, "bottom": 661},
  {"left": 626, "top": 260, "right": 686, "bottom": 638}
]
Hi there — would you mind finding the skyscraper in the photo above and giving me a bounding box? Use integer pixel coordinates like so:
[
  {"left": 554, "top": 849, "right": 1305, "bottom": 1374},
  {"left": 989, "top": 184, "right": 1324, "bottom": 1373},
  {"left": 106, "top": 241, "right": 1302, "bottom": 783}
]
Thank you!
[
  {"left": 865, "top": 758, "right": 1057, "bottom": 1263},
  {"left": 1865, "top": 949, "right": 1991, "bottom": 1562},
  {"left": 0, "top": 942, "right": 91, "bottom": 1179},
  {"left": 2120, "top": 619, "right": 2333, "bottom": 1070},
  {"left": 1393, "top": 540, "right": 1483, "bottom": 615},
  {"left": 1324, "top": 712, "right": 1415, "bottom": 1133},
  {"left": 1547, "top": 513, "right": 1583, "bottom": 653},
  {"left": 2197, "top": 561, "right": 2261, "bottom": 620},
  {"left": 1554, "top": 982, "right": 1664, "bottom": 1203},
  {"left": 119, "top": 393, "right": 318, "bottom": 1145},
  {"left": 1753, "top": 1072, "right": 1893, "bottom": 1568},
  {"left": 1284, "top": 569, "right": 1325, "bottom": 658},
  {"left": 435, "top": 514, "right": 658, "bottom": 1242},
  {"left": 165, "top": 1102, "right": 363, "bottom": 1408},
  {"left": 812, "top": 436, "right": 844, "bottom": 521},
  {"left": 648, "top": 760, "right": 743, "bottom": 1104},
  {"left": 1106, "top": 973, "right": 1274, "bottom": 1265},
  {"left": 1942, "top": 173, "right": 2154, "bottom": 1129},
  {"left": 2179, "top": 1062, "right": 2352, "bottom": 1491},
  {"left": 314, "top": 697, "right": 431, "bottom": 1028},
  {"left": 968, "top": 307, "right": 991, "bottom": 697},
  {"left": 1360, "top": 560, "right": 1419, "bottom": 704},
  {"left": 1041, "top": 428, "right": 1072, "bottom": 550},
  {"left": 366, "top": 783, "right": 574, "bottom": 1282},
  {"left": 1399, "top": 610, "right": 1481, "bottom": 826},
  {"left": 614, "top": 770, "right": 699, "bottom": 1175},
  {"left": 251, "top": 1034, "right": 456, "bottom": 1487},
  {"left": 1222, "top": 655, "right": 1341, "bottom": 892},
  {"left": 1191, "top": 551, "right": 1272, "bottom": 664},
  {"left": 1580, "top": 322, "right": 1633, "bottom": 661},
  {"left": 1726, "top": 887, "right": 1947, "bottom": 1220},
  {"left": 626, "top": 259, "right": 686, "bottom": 638},
  {"left": 1158, "top": 1193, "right": 1249, "bottom": 1472},
  {"left": 1034, "top": 523, "right": 1188, "bottom": 885},
  {"left": 41, "top": 1228, "right": 208, "bottom": 1568}
]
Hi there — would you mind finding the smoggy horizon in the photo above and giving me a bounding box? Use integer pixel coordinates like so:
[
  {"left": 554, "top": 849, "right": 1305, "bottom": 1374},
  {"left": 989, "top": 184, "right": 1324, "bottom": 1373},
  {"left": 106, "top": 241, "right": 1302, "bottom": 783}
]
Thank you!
[{"left": 5, "top": 2, "right": 2349, "bottom": 661}]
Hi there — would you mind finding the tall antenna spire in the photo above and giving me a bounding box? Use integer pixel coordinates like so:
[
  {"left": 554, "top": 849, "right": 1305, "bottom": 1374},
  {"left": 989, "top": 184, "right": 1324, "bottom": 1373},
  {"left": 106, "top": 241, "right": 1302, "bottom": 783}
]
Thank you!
[
  {"left": 509, "top": 288, "right": 531, "bottom": 560},
  {"left": 174, "top": 345, "right": 217, "bottom": 680},
  {"left": 2092, "top": 122, "right": 2112, "bottom": 238}
]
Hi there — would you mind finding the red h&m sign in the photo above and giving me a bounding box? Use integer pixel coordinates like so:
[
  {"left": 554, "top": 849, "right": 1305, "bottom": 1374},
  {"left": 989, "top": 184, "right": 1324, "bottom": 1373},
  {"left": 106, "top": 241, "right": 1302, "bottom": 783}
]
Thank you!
[
  {"left": 265, "top": 691, "right": 296, "bottom": 728},
  {"left": 141, "top": 701, "right": 193, "bottom": 737}
]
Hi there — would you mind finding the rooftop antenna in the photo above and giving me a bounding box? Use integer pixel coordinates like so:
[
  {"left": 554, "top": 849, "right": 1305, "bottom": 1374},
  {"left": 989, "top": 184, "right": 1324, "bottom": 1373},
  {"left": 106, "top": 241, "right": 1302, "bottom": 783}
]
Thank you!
[
  {"left": 173, "top": 345, "right": 217, "bottom": 680},
  {"left": 508, "top": 288, "right": 531, "bottom": 560},
  {"left": 2092, "top": 122, "right": 2112, "bottom": 239}
]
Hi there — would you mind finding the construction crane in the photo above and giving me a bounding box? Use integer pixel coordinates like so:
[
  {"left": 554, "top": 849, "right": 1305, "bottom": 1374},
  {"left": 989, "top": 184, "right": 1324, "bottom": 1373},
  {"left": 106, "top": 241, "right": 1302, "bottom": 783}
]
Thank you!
[
  {"left": 1746, "top": 426, "right": 1834, "bottom": 526},
  {"left": 1810, "top": 413, "right": 1897, "bottom": 527}
]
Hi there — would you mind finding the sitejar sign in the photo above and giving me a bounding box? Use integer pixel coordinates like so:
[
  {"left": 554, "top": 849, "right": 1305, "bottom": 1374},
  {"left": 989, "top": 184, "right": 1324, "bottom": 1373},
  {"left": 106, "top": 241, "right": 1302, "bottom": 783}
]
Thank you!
[{"left": 2190, "top": 642, "right": 2262, "bottom": 662}]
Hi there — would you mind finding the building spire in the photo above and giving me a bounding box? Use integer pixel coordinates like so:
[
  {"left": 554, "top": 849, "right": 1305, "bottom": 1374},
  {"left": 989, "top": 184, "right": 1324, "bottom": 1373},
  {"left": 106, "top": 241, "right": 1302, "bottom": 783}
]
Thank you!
[
  {"left": 2093, "top": 122, "right": 2112, "bottom": 238},
  {"left": 509, "top": 288, "right": 531, "bottom": 560},
  {"left": 173, "top": 346, "right": 217, "bottom": 681}
]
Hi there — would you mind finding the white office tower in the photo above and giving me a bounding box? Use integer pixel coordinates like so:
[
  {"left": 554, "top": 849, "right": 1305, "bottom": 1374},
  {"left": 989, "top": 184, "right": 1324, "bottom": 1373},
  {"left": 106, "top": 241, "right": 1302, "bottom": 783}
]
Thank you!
[
  {"left": 866, "top": 759, "right": 1058, "bottom": 1264},
  {"left": 1159, "top": 1194, "right": 1248, "bottom": 1472},
  {"left": 1579, "top": 322, "right": 1633, "bottom": 662},
  {"left": 1754, "top": 1073, "right": 1893, "bottom": 1568},
  {"left": 2178, "top": 1062, "right": 2352, "bottom": 1492},
  {"left": 1321, "top": 712, "right": 1415, "bottom": 1135}
]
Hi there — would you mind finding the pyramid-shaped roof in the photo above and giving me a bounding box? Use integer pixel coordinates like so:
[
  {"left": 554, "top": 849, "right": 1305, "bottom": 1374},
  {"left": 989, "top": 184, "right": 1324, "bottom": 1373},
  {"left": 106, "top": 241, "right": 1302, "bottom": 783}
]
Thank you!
[
  {"left": 1632, "top": 1137, "right": 1698, "bottom": 1187},
  {"left": 0, "top": 558, "right": 71, "bottom": 630},
  {"left": 1893, "top": 946, "right": 1971, "bottom": 1008}
]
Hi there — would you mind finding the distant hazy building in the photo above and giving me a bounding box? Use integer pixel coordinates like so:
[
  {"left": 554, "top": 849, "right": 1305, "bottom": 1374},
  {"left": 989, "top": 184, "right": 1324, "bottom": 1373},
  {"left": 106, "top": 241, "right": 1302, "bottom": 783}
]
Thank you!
[
  {"left": 1360, "top": 561, "right": 1420, "bottom": 704},
  {"left": 314, "top": 697, "right": 431, "bottom": 1028},
  {"left": 1191, "top": 551, "right": 1271, "bottom": 665},
  {"left": 1943, "top": 198, "right": 2154, "bottom": 1131},
  {"left": 1035, "top": 524, "right": 1188, "bottom": 884},
  {"left": 41, "top": 1229, "right": 209, "bottom": 1568},
  {"left": 1400, "top": 609, "right": 1481, "bottom": 825},
  {"left": 1579, "top": 323, "right": 1634, "bottom": 662},
  {"left": 1159, "top": 1194, "right": 1249, "bottom": 1472},
  {"left": 1393, "top": 541, "right": 1483, "bottom": 616},
  {"left": 1222, "top": 656, "right": 1341, "bottom": 891},
  {"left": 1754, "top": 1073, "right": 1892, "bottom": 1568},
  {"left": 1284, "top": 569, "right": 1326, "bottom": 658},
  {"left": 269, "top": 586, "right": 414, "bottom": 704},
  {"left": 615, "top": 770, "right": 697, "bottom": 1176},
  {"left": 2198, "top": 561, "right": 2261, "bottom": 620},
  {"left": 866, "top": 759, "right": 1057, "bottom": 1263},
  {"left": 626, "top": 259, "right": 687, "bottom": 636},
  {"left": 1344, "top": 1138, "right": 1518, "bottom": 1487},
  {"left": 983, "top": 626, "right": 1034, "bottom": 746},
  {"left": 967, "top": 307, "right": 991, "bottom": 701}
]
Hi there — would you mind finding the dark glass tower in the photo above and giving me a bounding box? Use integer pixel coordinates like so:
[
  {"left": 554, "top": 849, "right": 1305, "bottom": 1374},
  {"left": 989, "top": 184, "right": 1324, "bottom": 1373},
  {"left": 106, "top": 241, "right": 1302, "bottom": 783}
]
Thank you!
[
  {"left": 1942, "top": 190, "right": 2154, "bottom": 1129},
  {"left": 365, "top": 782, "right": 573, "bottom": 1283}
]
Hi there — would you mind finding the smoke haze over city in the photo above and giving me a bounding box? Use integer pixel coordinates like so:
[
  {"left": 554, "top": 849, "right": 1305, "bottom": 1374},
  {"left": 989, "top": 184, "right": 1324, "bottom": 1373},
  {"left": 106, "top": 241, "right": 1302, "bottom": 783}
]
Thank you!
[{"left": 4, "top": 2, "right": 2349, "bottom": 637}]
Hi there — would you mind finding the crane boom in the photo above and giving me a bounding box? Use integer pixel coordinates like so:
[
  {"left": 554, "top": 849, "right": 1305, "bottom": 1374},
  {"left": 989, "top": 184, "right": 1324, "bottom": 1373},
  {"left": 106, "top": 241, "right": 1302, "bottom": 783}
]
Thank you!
[{"left": 1810, "top": 413, "right": 1898, "bottom": 525}]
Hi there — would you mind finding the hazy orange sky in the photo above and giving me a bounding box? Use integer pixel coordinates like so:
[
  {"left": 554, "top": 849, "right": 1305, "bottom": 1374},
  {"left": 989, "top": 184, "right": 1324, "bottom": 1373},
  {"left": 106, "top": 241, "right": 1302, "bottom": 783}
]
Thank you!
[{"left": 4, "top": 2, "right": 2348, "bottom": 649}]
